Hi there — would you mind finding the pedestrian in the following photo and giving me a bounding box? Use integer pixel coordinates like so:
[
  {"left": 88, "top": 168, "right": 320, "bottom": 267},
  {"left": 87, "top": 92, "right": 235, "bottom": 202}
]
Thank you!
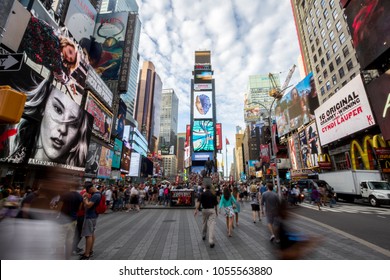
[
  {"left": 261, "top": 183, "right": 281, "bottom": 242},
  {"left": 194, "top": 183, "right": 218, "bottom": 248},
  {"left": 311, "top": 186, "right": 321, "bottom": 211},
  {"left": 80, "top": 182, "right": 101, "bottom": 260},
  {"left": 250, "top": 184, "right": 261, "bottom": 223},
  {"left": 104, "top": 186, "right": 112, "bottom": 213},
  {"left": 129, "top": 184, "right": 140, "bottom": 212},
  {"left": 72, "top": 186, "right": 87, "bottom": 255},
  {"left": 232, "top": 186, "right": 241, "bottom": 226},
  {"left": 219, "top": 187, "right": 236, "bottom": 237}
]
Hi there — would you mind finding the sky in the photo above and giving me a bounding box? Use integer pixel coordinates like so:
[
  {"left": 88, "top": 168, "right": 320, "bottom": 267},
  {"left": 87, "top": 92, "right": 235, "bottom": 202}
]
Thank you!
[{"left": 135, "top": 0, "right": 302, "bottom": 171}]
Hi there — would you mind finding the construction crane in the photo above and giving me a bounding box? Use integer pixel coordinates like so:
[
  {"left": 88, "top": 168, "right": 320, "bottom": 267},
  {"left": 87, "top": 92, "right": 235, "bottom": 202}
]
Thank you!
[{"left": 268, "top": 64, "right": 296, "bottom": 99}]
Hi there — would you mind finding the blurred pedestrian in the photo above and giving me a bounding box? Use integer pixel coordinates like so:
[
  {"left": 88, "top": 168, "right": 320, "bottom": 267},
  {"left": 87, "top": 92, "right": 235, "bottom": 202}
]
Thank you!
[
  {"left": 261, "top": 183, "right": 281, "bottom": 242},
  {"left": 219, "top": 187, "right": 236, "bottom": 237},
  {"left": 232, "top": 186, "right": 241, "bottom": 226},
  {"left": 250, "top": 184, "right": 261, "bottom": 223}
]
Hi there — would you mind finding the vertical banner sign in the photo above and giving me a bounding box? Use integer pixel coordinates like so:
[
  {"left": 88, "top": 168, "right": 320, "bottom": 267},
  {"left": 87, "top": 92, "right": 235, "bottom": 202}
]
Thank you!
[
  {"left": 85, "top": 92, "right": 113, "bottom": 142},
  {"left": 216, "top": 123, "right": 222, "bottom": 150},
  {"left": 120, "top": 145, "right": 131, "bottom": 173},
  {"left": 186, "top": 125, "right": 191, "bottom": 146},
  {"left": 288, "top": 136, "right": 298, "bottom": 170},
  {"left": 97, "top": 146, "right": 113, "bottom": 179},
  {"left": 112, "top": 138, "right": 123, "bottom": 169}
]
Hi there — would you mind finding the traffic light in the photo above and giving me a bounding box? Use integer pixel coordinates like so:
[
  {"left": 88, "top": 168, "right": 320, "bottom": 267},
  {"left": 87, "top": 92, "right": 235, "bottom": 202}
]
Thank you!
[{"left": 0, "top": 86, "right": 26, "bottom": 124}]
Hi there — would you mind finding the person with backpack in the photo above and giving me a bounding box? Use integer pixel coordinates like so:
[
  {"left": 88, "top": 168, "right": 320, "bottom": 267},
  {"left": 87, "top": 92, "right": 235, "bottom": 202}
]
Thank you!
[{"left": 80, "top": 182, "right": 101, "bottom": 260}]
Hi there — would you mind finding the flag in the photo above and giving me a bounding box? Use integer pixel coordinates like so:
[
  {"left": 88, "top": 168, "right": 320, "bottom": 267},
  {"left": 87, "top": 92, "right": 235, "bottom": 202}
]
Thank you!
[{"left": 226, "top": 138, "right": 230, "bottom": 145}]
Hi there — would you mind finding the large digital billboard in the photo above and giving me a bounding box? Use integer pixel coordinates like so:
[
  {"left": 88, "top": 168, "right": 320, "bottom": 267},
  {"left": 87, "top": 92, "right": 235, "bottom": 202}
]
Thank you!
[
  {"left": 112, "top": 138, "right": 123, "bottom": 169},
  {"left": 345, "top": 0, "right": 390, "bottom": 69},
  {"left": 315, "top": 75, "right": 375, "bottom": 146},
  {"left": 65, "top": 0, "right": 97, "bottom": 42},
  {"left": 194, "top": 70, "right": 213, "bottom": 84},
  {"left": 97, "top": 146, "right": 113, "bottom": 179},
  {"left": 84, "top": 141, "right": 102, "bottom": 177},
  {"left": 193, "top": 91, "right": 213, "bottom": 119},
  {"left": 192, "top": 120, "right": 214, "bottom": 152},
  {"left": 85, "top": 92, "right": 113, "bottom": 142},
  {"left": 275, "top": 72, "right": 319, "bottom": 136},
  {"left": 0, "top": 64, "right": 93, "bottom": 172}
]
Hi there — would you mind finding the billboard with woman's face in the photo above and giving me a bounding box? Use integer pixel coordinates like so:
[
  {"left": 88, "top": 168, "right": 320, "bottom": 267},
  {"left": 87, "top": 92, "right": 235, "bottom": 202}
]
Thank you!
[{"left": 0, "top": 65, "right": 93, "bottom": 171}]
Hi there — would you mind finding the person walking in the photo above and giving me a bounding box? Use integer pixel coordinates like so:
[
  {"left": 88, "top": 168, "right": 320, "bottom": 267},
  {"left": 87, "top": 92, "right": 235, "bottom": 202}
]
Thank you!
[
  {"left": 80, "top": 182, "right": 101, "bottom": 260},
  {"left": 261, "top": 183, "right": 281, "bottom": 242},
  {"left": 232, "top": 186, "right": 241, "bottom": 226},
  {"left": 311, "top": 186, "right": 321, "bottom": 211},
  {"left": 250, "top": 185, "right": 261, "bottom": 223},
  {"left": 219, "top": 187, "right": 236, "bottom": 237},
  {"left": 194, "top": 183, "right": 218, "bottom": 248}
]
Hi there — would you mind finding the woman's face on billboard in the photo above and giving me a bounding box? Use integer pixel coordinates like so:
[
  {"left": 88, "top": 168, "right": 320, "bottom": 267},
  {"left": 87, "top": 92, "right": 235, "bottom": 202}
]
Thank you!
[{"left": 37, "top": 88, "right": 81, "bottom": 161}]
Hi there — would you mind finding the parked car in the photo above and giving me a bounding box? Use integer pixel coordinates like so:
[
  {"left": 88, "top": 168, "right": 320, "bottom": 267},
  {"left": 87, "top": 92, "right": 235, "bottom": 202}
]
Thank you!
[{"left": 296, "top": 179, "right": 334, "bottom": 202}]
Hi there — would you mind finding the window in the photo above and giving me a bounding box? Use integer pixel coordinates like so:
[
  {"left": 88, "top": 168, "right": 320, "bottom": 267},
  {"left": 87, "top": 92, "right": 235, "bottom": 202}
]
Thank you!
[
  {"left": 332, "top": 74, "right": 337, "bottom": 85},
  {"left": 346, "top": 59, "right": 353, "bottom": 71},
  {"left": 323, "top": 9, "right": 328, "bottom": 19},
  {"left": 350, "top": 73, "right": 356, "bottom": 79},
  {"left": 320, "top": 86, "right": 325, "bottom": 95},
  {"left": 335, "top": 54, "right": 341, "bottom": 65},
  {"left": 314, "top": 27, "right": 318, "bottom": 35},
  {"left": 321, "top": 0, "right": 325, "bottom": 7},
  {"left": 318, "top": 18, "right": 323, "bottom": 28},
  {"left": 311, "top": 44, "right": 315, "bottom": 52},
  {"left": 342, "top": 80, "right": 347, "bottom": 86},
  {"left": 310, "top": 8, "right": 313, "bottom": 17},
  {"left": 314, "top": 54, "right": 318, "bottom": 63},
  {"left": 332, "top": 42, "right": 338, "bottom": 53},
  {"left": 342, "top": 45, "right": 349, "bottom": 58},
  {"left": 316, "top": 9, "right": 320, "bottom": 18},
  {"left": 316, "top": 64, "right": 320, "bottom": 73},
  {"left": 329, "top": 30, "right": 335, "bottom": 41},
  {"left": 332, "top": 9, "right": 338, "bottom": 20},
  {"left": 326, "top": 50, "right": 331, "bottom": 60},
  {"left": 323, "top": 39, "right": 329, "bottom": 49},
  {"left": 329, "top": 62, "right": 334, "bottom": 72},
  {"left": 308, "top": 25, "right": 312, "bottom": 34},
  {"left": 314, "top": 0, "right": 318, "bottom": 6},
  {"left": 335, "top": 87, "right": 339, "bottom": 92},
  {"left": 318, "top": 75, "right": 323, "bottom": 84},
  {"left": 318, "top": 47, "right": 323, "bottom": 56},
  {"left": 326, "top": 19, "right": 332, "bottom": 29},
  {"left": 321, "top": 29, "right": 326, "bottom": 38},
  {"left": 339, "top": 67, "right": 345, "bottom": 78},
  {"left": 336, "top": 20, "right": 342, "bottom": 31},
  {"left": 339, "top": 32, "right": 346, "bottom": 44},
  {"left": 305, "top": 17, "right": 309, "bottom": 25},
  {"left": 309, "top": 35, "right": 314, "bottom": 43},
  {"left": 316, "top": 37, "right": 320, "bottom": 46},
  {"left": 311, "top": 17, "right": 315, "bottom": 26},
  {"left": 323, "top": 69, "right": 328, "bottom": 78},
  {"left": 330, "top": 0, "right": 335, "bottom": 8},
  {"left": 321, "top": 58, "right": 325, "bottom": 67},
  {"left": 326, "top": 81, "right": 331, "bottom": 90}
]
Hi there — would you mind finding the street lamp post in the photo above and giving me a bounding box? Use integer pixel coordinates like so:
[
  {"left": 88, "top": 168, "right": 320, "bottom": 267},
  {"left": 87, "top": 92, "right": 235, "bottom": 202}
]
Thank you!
[{"left": 250, "top": 100, "right": 282, "bottom": 198}]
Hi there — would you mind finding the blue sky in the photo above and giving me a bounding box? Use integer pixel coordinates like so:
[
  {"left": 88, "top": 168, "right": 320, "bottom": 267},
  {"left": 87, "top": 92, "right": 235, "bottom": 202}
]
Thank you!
[{"left": 135, "top": 0, "right": 302, "bottom": 169}]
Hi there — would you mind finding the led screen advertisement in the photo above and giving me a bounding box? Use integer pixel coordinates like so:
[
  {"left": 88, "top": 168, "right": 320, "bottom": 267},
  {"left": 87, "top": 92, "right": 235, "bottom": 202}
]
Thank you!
[
  {"left": 275, "top": 72, "right": 319, "bottom": 136},
  {"left": 85, "top": 92, "right": 113, "bottom": 142},
  {"left": 305, "top": 122, "right": 322, "bottom": 167},
  {"left": 120, "top": 145, "right": 131, "bottom": 173},
  {"left": 314, "top": 75, "right": 375, "bottom": 146},
  {"left": 216, "top": 123, "right": 222, "bottom": 150},
  {"left": 193, "top": 91, "right": 213, "bottom": 119},
  {"left": 64, "top": 0, "right": 97, "bottom": 42},
  {"left": 345, "top": 0, "right": 390, "bottom": 69},
  {"left": 365, "top": 70, "right": 390, "bottom": 141},
  {"left": 0, "top": 64, "right": 93, "bottom": 172},
  {"left": 192, "top": 120, "right": 215, "bottom": 152},
  {"left": 194, "top": 70, "right": 213, "bottom": 84},
  {"left": 84, "top": 141, "right": 102, "bottom": 177},
  {"left": 97, "top": 146, "right": 113, "bottom": 179},
  {"left": 112, "top": 138, "right": 123, "bottom": 169}
]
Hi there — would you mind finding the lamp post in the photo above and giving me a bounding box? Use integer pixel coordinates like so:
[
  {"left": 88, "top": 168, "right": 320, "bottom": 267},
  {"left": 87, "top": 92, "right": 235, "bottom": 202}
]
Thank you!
[{"left": 249, "top": 100, "right": 282, "bottom": 198}]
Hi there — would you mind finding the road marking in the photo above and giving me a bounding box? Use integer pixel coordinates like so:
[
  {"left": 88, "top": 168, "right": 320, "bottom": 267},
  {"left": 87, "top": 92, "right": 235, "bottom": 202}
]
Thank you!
[{"left": 292, "top": 213, "right": 390, "bottom": 258}]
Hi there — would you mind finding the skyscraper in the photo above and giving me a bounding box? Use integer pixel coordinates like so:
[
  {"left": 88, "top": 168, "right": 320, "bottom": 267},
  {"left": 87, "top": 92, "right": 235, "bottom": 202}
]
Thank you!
[
  {"left": 159, "top": 89, "right": 179, "bottom": 155},
  {"left": 290, "top": 0, "right": 360, "bottom": 104}
]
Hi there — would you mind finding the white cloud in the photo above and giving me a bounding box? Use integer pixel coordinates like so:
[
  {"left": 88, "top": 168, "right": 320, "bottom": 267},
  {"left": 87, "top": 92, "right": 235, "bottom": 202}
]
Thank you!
[{"left": 136, "top": 0, "right": 301, "bottom": 157}]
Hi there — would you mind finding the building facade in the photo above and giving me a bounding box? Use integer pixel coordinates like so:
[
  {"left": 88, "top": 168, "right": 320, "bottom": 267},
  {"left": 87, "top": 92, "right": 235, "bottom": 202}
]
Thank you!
[{"left": 159, "top": 89, "right": 179, "bottom": 156}]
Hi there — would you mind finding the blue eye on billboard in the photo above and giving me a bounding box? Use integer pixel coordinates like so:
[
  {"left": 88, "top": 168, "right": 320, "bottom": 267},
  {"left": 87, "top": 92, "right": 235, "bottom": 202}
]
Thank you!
[{"left": 192, "top": 120, "right": 214, "bottom": 152}]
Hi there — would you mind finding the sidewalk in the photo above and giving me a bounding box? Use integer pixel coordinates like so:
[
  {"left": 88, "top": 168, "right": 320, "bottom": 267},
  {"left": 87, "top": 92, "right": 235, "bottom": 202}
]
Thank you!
[{"left": 73, "top": 201, "right": 390, "bottom": 260}]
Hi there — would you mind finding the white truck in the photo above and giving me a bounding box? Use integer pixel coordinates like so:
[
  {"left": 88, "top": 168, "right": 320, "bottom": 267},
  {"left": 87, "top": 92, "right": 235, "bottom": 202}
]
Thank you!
[{"left": 318, "top": 170, "right": 390, "bottom": 207}]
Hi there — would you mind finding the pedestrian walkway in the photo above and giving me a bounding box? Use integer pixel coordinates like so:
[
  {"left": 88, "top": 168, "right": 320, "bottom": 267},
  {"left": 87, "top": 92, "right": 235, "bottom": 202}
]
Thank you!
[
  {"left": 299, "top": 201, "right": 390, "bottom": 215},
  {"left": 73, "top": 201, "right": 390, "bottom": 260}
]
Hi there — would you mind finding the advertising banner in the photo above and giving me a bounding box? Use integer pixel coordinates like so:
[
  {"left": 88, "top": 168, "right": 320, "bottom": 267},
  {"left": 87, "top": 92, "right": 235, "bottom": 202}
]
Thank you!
[
  {"left": 112, "top": 138, "right": 123, "bottom": 169},
  {"left": 305, "top": 122, "right": 322, "bottom": 167},
  {"left": 275, "top": 72, "right": 318, "bottom": 136},
  {"left": 115, "top": 98, "right": 127, "bottom": 139},
  {"left": 84, "top": 141, "right": 102, "bottom": 177},
  {"left": 86, "top": 12, "right": 128, "bottom": 83},
  {"left": 244, "top": 105, "right": 261, "bottom": 123},
  {"left": 345, "top": 1, "right": 390, "bottom": 69},
  {"left": 216, "top": 123, "right": 222, "bottom": 150},
  {"left": 194, "top": 83, "right": 212, "bottom": 91},
  {"left": 192, "top": 120, "right": 214, "bottom": 152},
  {"left": 194, "top": 70, "right": 213, "bottom": 84},
  {"left": 260, "top": 144, "right": 270, "bottom": 164},
  {"left": 97, "top": 146, "right": 113, "bottom": 179},
  {"left": 186, "top": 125, "right": 191, "bottom": 145},
  {"left": 120, "top": 145, "right": 131, "bottom": 173},
  {"left": 288, "top": 136, "right": 298, "bottom": 170},
  {"left": 191, "top": 152, "right": 213, "bottom": 161},
  {"left": 0, "top": 65, "right": 93, "bottom": 171},
  {"left": 366, "top": 71, "right": 390, "bottom": 140},
  {"left": 315, "top": 75, "right": 375, "bottom": 146},
  {"left": 65, "top": 0, "right": 97, "bottom": 42},
  {"left": 375, "top": 148, "right": 390, "bottom": 173},
  {"left": 85, "top": 92, "right": 113, "bottom": 142},
  {"left": 193, "top": 91, "right": 213, "bottom": 119},
  {"left": 85, "top": 65, "right": 114, "bottom": 108},
  {"left": 170, "top": 190, "right": 194, "bottom": 207},
  {"left": 248, "top": 160, "right": 259, "bottom": 177},
  {"left": 129, "top": 152, "right": 141, "bottom": 177}
]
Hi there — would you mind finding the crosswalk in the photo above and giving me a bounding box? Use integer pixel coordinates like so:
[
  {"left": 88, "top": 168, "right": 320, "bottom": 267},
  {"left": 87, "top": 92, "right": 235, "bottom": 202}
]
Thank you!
[{"left": 298, "top": 202, "right": 390, "bottom": 215}]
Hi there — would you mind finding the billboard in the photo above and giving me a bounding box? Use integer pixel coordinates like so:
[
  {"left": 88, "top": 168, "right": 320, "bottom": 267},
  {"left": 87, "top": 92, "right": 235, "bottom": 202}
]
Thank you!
[
  {"left": 345, "top": 1, "right": 390, "bottom": 69},
  {"left": 288, "top": 136, "right": 298, "bottom": 170},
  {"left": 193, "top": 91, "right": 213, "bottom": 119},
  {"left": 97, "top": 146, "right": 113, "bottom": 179},
  {"left": 85, "top": 92, "right": 113, "bottom": 142},
  {"left": 191, "top": 152, "right": 213, "bottom": 161},
  {"left": 85, "top": 65, "right": 114, "bottom": 108},
  {"left": 216, "top": 123, "right": 222, "bottom": 150},
  {"left": 192, "top": 120, "right": 214, "bottom": 152},
  {"left": 84, "top": 141, "right": 102, "bottom": 177},
  {"left": 112, "top": 138, "right": 123, "bottom": 169},
  {"left": 194, "top": 83, "right": 212, "bottom": 91},
  {"left": 244, "top": 105, "right": 261, "bottom": 123},
  {"left": 115, "top": 98, "right": 127, "bottom": 139},
  {"left": 0, "top": 64, "right": 93, "bottom": 171},
  {"left": 194, "top": 70, "right": 213, "bottom": 83},
  {"left": 366, "top": 71, "right": 390, "bottom": 141},
  {"left": 120, "top": 145, "right": 131, "bottom": 173},
  {"left": 129, "top": 152, "right": 141, "bottom": 177},
  {"left": 275, "top": 72, "right": 318, "bottom": 136},
  {"left": 64, "top": 0, "right": 97, "bottom": 42},
  {"left": 315, "top": 75, "right": 375, "bottom": 146}
]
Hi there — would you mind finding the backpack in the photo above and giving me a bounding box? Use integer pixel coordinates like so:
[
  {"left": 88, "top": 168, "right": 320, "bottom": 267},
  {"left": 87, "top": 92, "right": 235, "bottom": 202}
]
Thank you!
[{"left": 95, "top": 193, "right": 106, "bottom": 214}]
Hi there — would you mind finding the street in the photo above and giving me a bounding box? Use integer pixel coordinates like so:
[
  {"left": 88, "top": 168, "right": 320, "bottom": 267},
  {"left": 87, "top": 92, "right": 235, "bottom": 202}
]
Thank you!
[{"left": 73, "top": 201, "right": 390, "bottom": 260}]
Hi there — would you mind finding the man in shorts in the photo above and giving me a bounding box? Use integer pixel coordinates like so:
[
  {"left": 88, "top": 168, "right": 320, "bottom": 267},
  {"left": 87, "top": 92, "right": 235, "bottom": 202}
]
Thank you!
[
  {"left": 80, "top": 182, "right": 101, "bottom": 260},
  {"left": 261, "top": 183, "right": 281, "bottom": 242}
]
